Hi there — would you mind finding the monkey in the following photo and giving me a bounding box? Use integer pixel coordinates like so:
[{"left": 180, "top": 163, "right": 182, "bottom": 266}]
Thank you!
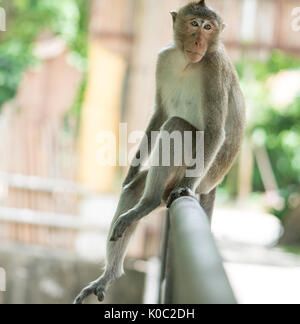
[{"left": 74, "top": 0, "right": 245, "bottom": 304}]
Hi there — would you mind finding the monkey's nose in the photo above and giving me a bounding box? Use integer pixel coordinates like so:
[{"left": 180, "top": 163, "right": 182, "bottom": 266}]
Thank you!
[{"left": 194, "top": 40, "right": 200, "bottom": 48}]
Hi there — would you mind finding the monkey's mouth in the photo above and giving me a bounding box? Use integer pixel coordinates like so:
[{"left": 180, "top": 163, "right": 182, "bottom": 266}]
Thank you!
[
  {"left": 186, "top": 50, "right": 202, "bottom": 56},
  {"left": 185, "top": 50, "right": 204, "bottom": 63}
]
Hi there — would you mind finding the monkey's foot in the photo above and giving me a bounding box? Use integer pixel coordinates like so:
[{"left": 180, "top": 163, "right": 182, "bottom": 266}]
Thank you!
[
  {"left": 110, "top": 212, "right": 134, "bottom": 242},
  {"left": 167, "top": 187, "right": 196, "bottom": 208},
  {"left": 74, "top": 279, "right": 107, "bottom": 304}
]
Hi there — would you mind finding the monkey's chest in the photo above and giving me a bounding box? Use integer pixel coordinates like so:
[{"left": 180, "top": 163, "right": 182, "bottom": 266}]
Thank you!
[{"left": 162, "top": 77, "right": 205, "bottom": 130}]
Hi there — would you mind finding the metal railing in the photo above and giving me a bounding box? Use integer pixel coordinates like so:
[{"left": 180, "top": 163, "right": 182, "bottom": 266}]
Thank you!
[{"left": 159, "top": 196, "right": 237, "bottom": 304}]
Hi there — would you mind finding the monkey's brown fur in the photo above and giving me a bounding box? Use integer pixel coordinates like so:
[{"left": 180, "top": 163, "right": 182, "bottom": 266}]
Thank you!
[{"left": 75, "top": 0, "right": 245, "bottom": 304}]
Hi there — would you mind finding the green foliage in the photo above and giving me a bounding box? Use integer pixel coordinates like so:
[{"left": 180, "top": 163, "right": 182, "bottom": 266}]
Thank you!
[
  {"left": 0, "top": 0, "right": 90, "bottom": 110},
  {"left": 236, "top": 50, "right": 300, "bottom": 82},
  {"left": 236, "top": 51, "right": 300, "bottom": 219}
]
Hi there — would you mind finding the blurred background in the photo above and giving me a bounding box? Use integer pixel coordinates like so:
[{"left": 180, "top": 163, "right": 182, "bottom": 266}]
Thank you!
[{"left": 0, "top": 0, "right": 300, "bottom": 304}]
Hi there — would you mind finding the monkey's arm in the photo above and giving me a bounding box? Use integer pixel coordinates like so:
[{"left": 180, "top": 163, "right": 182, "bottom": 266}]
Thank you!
[
  {"left": 181, "top": 92, "right": 228, "bottom": 190},
  {"left": 167, "top": 95, "right": 227, "bottom": 208},
  {"left": 123, "top": 103, "right": 165, "bottom": 187}
]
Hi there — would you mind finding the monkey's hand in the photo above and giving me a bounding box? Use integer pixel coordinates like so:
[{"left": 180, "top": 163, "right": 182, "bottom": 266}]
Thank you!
[
  {"left": 167, "top": 188, "right": 197, "bottom": 208},
  {"left": 110, "top": 211, "right": 135, "bottom": 242}
]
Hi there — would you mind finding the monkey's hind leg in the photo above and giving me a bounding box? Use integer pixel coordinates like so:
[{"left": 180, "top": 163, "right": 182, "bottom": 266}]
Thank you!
[
  {"left": 74, "top": 171, "right": 148, "bottom": 304},
  {"left": 200, "top": 187, "right": 217, "bottom": 220},
  {"left": 109, "top": 165, "right": 171, "bottom": 242},
  {"left": 110, "top": 117, "right": 197, "bottom": 242}
]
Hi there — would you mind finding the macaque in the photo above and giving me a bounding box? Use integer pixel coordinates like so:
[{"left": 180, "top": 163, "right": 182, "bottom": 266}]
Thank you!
[{"left": 75, "top": 0, "right": 245, "bottom": 304}]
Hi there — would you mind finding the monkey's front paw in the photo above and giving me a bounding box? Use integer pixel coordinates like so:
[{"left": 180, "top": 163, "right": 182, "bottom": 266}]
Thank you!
[
  {"left": 110, "top": 214, "right": 133, "bottom": 242},
  {"left": 167, "top": 188, "right": 196, "bottom": 208}
]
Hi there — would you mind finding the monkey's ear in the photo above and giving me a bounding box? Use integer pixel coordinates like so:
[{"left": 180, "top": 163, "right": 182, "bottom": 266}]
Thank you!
[
  {"left": 221, "top": 23, "right": 227, "bottom": 31},
  {"left": 170, "top": 11, "right": 178, "bottom": 23},
  {"left": 198, "top": 0, "right": 206, "bottom": 6}
]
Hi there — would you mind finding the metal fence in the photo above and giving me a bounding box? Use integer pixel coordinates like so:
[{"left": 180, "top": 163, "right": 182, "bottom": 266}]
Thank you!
[{"left": 159, "top": 196, "right": 237, "bottom": 305}]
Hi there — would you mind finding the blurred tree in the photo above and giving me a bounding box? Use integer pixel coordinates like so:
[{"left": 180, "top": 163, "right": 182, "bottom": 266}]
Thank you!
[
  {"left": 234, "top": 51, "right": 300, "bottom": 220},
  {"left": 0, "top": 0, "right": 90, "bottom": 110}
]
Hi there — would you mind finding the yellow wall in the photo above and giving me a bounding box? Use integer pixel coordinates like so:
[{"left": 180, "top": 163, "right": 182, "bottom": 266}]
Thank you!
[{"left": 78, "top": 41, "right": 126, "bottom": 192}]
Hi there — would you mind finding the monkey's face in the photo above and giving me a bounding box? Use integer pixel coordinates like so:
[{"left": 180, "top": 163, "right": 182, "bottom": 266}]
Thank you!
[
  {"left": 172, "top": 1, "right": 225, "bottom": 64},
  {"left": 182, "top": 17, "right": 217, "bottom": 63}
]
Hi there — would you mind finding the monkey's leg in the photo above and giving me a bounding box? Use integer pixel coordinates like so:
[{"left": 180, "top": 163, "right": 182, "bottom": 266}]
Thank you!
[
  {"left": 109, "top": 165, "right": 172, "bottom": 242},
  {"left": 74, "top": 171, "right": 148, "bottom": 304},
  {"left": 109, "top": 117, "right": 195, "bottom": 242},
  {"left": 166, "top": 137, "right": 200, "bottom": 208},
  {"left": 200, "top": 187, "right": 217, "bottom": 220},
  {"left": 167, "top": 117, "right": 224, "bottom": 209}
]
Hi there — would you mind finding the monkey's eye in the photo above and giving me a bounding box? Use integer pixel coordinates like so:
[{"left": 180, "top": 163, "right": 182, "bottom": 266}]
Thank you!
[
  {"left": 203, "top": 23, "right": 213, "bottom": 31},
  {"left": 191, "top": 21, "right": 199, "bottom": 27}
]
